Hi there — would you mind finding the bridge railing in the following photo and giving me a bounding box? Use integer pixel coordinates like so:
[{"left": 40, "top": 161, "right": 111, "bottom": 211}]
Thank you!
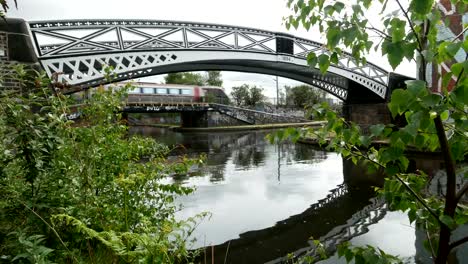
[{"left": 210, "top": 103, "right": 310, "bottom": 124}]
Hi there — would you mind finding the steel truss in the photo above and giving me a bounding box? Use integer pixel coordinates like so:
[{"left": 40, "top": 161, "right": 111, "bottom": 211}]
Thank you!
[{"left": 28, "top": 19, "right": 389, "bottom": 99}]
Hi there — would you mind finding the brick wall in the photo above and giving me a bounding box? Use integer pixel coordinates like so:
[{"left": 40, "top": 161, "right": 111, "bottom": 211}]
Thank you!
[{"left": 343, "top": 103, "right": 392, "bottom": 132}]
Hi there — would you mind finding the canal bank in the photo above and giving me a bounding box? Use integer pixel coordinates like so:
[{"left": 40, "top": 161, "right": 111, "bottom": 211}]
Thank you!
[{"left": 130, "top": 121, "right": 325, "bottom": 132}]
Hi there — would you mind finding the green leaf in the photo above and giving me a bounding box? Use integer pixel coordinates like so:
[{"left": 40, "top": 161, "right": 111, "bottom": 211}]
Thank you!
[
  {"left": 334, "top": 2, "right": 345, "bottom": 13},
  {"left": 352, "top": 4, "right": 363, "bottom": 15},
  {"left": 442, "top": 72, "right": 454, "bottom": 88},
  {"left": 361, "top": 0, "right": 372, "bottom": 9},
  {"left": 330, "top": 52, "right": 339, "bottom": 64},
  {"left": 440, "top": 215, "right": 457, "bottom": 230},
  {"left": 390, "top": 18, "right": 406, "bottom": 43},
  {"left": 450, "top": 84, "right": 468, "bottom": 106},
  {"left": 410, "top": 0, "right": 434, "bottom": 15},
  {"left": 382, "top": 40, "right": 405, "bottom": 70},
  {"left": 326, "top": 27, "right": 341, "bottom": 49},
  {"left": 440, "top": 110, "right": 449, "bottom": 121},
  {"left": 307, "top": 52, "right": 318, "bottom": 68},
  {"left": 403, "top": 42, "right": 418, "bottom": 61},
  {"left": 445, "top": 42, "right": 463, "bottom": 57},
  {"left": 421, "top": 94, "right": 442, "bottom": 108},
  {"left": 451, "top": 60, "right": 468, "bottom": 77},
  {"left": 318, "top": 54, "right": 330, "bottom": 73},
  {"left": 388, "top": 89, "right": 412, "bottom": 117},
  {"left": 370, "top": 124, "right": 385, "bottom": 137},
  {"left": 405, "top": 80, "right": 428, "bottom": 97}
]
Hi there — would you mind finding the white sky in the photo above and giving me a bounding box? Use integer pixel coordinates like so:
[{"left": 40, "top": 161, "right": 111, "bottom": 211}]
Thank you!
[{"left": 9, "top": 0, "right": 416, "bottom": 99}]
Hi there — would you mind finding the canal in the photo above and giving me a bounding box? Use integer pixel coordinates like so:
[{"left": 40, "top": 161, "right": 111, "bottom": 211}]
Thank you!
[{"left": 130, "top": 126, "right": 416, "bottom": 263}]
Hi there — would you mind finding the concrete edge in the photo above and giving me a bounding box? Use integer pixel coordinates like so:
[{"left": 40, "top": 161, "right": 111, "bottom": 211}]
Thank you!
[{"left": 171, "top": 121, "right": 325, "bottom": 132}]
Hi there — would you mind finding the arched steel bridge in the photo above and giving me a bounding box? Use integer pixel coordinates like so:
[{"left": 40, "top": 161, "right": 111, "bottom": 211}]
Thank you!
[{"left": 28, "top": 19, "right": 389, "bottom": 101}]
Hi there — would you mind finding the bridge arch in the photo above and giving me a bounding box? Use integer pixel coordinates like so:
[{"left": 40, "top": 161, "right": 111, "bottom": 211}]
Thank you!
[{"left": 28, "top": 19, "right": 389, "bottom": 102}]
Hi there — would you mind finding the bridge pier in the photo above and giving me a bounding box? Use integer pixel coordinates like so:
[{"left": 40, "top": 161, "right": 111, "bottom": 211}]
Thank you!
[
  {"left": 0, "top": 18, "right": 39, "bottom": 93},
  {"left": 181, "top": 111, "right": 209, "bottom": 128},
  {"left": 342, "top": 103, "right": 391, "bottom": 132},
  {"left": 343, "top": 72, "right": 412, "bottom": 131}
]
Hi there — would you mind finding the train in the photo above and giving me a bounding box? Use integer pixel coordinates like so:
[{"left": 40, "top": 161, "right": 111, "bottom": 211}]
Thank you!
[
  {"left": 72, "top": 82, "right": 230, "bottom": 104},
  {"left": 126, "top": 82, "right": 229, "bottom": 104}
]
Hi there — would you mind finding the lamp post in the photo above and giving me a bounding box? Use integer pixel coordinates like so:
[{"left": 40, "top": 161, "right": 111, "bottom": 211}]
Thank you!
[
  {"left": 271, "top": 76, "right": 280, "bottom": 109},
  {"left": 275, "top": 75, "right": 279, "bottom": 109}
]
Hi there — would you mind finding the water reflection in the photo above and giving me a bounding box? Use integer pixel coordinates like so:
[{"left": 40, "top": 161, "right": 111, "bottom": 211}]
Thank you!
[
  {"left": 129, "top": 127, "right": 411, "bottom": 263},
  {"left": 130, "top": 127, "right": 328, "bottom": 185},
  {"left": 130, "top": 127, "right": 343, "bottom": 246}
]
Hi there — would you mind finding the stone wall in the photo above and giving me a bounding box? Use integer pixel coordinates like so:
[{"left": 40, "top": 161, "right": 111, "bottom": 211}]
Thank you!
[
  {"left": 207, "top": 111, "right": 247, "bottom": 127},
  {"left": 0, "top": 18, "right": 39, "bottom": 93}
]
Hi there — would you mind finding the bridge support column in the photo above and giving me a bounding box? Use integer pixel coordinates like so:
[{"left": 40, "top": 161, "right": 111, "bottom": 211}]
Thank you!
[
  {"left": 343, "top": 72, "right": 412, "bottom": 131},
  {"left": 181, "top": 111, "right": 208, "bottom": 128},
  {"left": 0, "top": 18, "right": 39, "bottom": 93},
  {"left": 342, "top": 103, "right": 391, "bottom": 132}
]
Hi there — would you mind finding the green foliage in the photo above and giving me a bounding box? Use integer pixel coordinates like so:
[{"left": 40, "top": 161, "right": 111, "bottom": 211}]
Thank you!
[
  {"left": 230, "top": 84, "right": 266, "bottom": 107},
  {"left": 204, "top": 71, "right": 223, "bottom": 86},
  {"left": 286, "top": 84, "right": 326, "bottom": 109},
  {"left": 164, "top": 71, "right": 224, "bottom": 87},
  {"left": 0, "top": 65, "right": 204, "bottom": 263},
  {"left": 11, "top": 234, "right": 55, "bottom": 264},
  {"left": 164, "top": 72, "right": 205, "bottom": 85},
  {"left": 337, "top": 242, "right": 402, "bottom": 264},
  {"left": 284, "top": 0, "right": 467, "bottom": 263}
]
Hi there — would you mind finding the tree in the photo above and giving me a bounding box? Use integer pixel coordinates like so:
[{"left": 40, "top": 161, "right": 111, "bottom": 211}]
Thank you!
[
  {"left": 231, "top": 84, "right": 249, "bottom": 106},
  {"left": 288, "top": 85, "right": 326, "bottom": 108},
  {"left": 247, "top": 85, "right": 265, "bottom": 107},
  {"left": 230, "top": 84, "right": 266, "bottom": 107},
  {"left": 279, "top": 0, "right": 467, "bottom": 263},
  {"left": 205, "top": 71, "right": 223, "bottom": 86},
  {"left": 164, "top": 72, "right": 205, "bottom": 85},
  {"left": 164, "top": 71, "right": 224, "bottom": 87}
]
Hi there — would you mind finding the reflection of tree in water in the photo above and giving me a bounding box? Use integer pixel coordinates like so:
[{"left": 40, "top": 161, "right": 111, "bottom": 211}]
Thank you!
[
  {"left": 232, "top": 132, "right": 267, "bottom": 169},
  {"left": 280, "top": 143, "right": 328, "bottom": 164},
  {"left": 131, "top": 127, "right": 331, "bottom": 183}
]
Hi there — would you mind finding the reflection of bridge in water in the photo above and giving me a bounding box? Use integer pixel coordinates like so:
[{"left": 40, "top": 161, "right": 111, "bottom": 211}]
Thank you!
[{"left": 196, "top": 184, "right": 386, "bottom": 264}]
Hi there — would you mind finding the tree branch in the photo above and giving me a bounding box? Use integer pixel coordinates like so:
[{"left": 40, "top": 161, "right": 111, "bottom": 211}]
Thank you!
[
  {"left": 426, "top": 221, "right": 437, "bottom": 260},
  {"left": 365, "top": 26, "right": 391, "bottom": 40},
  {"left": 346, "top": 147, "right": 445, "bottom": 226},
  {"left": 449, "top": 236, "right": 468, "bottom": 250},
  {"left": 395, "top": 0, "right": 423, "bottom": 51},
  {"left": 449, "top": 26, "right": 468, "bottom": 42}
]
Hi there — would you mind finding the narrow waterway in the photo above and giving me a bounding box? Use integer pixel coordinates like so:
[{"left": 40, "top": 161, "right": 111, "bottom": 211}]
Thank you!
[{"left": 130, "top": 126, "right": 416, "bottom": 263}]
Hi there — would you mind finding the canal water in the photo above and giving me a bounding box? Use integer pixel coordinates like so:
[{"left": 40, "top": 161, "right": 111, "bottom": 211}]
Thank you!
[{"left": 130, "top": 126, "right": 416, "bottom": 263}]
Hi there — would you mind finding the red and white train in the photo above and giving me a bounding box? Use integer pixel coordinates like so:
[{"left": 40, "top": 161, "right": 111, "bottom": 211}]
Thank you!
[
  {"left": 74, "top": 82, "right": 229, "bottom": 104},
  {"left": 127, "top": 82, "right": 228, "bottom": 103}
]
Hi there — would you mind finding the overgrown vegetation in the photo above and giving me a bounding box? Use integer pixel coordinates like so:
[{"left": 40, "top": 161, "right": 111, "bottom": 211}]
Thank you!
[
  {"left": 0, "top": 66, "right": 205, "bottom": 263},
  {"left": 274, "top": 0, "right": 468, "bottom": 263}
]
